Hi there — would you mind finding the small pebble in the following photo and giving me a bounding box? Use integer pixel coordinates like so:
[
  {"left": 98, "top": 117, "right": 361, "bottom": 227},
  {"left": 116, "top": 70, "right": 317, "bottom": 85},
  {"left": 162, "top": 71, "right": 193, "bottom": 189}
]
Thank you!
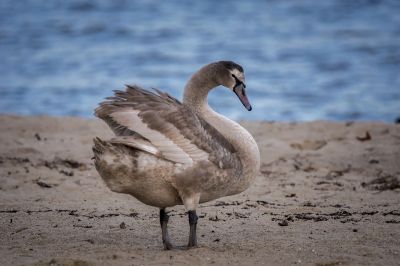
[
  {"left": 278, "top": 220, "right": 289, "bottom": 226},
  {"left": 119, "top": 222, "right": 126, "bottom": 229}
]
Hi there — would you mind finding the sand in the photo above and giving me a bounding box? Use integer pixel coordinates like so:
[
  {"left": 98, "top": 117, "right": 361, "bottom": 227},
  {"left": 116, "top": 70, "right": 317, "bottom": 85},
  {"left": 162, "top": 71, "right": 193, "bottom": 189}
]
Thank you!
[{"left": 0, "top": 115, "right": 399, "bottom": 266}]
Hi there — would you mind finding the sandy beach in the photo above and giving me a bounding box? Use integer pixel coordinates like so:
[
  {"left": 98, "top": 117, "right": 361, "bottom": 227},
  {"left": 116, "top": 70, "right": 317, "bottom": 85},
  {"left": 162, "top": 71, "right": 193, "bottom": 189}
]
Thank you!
[{"left": 0, "top": 115, "right": 399, "bottom": 265}]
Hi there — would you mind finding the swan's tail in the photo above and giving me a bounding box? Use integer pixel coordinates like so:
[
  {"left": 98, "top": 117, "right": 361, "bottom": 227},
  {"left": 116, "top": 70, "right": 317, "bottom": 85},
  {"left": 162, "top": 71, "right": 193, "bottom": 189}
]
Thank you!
[
  {"left": 92, "top": 137, "right": 114, "bottom": 161},
  {"left": 92, "top": 137, "right": 180, "bottom": 207}
]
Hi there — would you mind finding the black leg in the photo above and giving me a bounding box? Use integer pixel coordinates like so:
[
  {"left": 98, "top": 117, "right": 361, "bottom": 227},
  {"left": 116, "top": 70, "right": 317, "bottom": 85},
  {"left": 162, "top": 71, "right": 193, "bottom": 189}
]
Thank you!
[
  {"left": 160, "top": 208, "right": 174, "bottom": 250},
  {"left": 188, "top": 210, "right": 198, "bottom": 247}
]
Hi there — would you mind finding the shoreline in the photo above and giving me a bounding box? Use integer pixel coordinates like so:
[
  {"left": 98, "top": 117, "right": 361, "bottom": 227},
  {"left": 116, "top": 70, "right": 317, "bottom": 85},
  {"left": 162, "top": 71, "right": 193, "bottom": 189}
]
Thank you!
[
  {"left": 1, "top": 112, "right": 398, "bottom": 123},
  {"left": 0, "top": 115, "right": 399, "bottom": 265}
]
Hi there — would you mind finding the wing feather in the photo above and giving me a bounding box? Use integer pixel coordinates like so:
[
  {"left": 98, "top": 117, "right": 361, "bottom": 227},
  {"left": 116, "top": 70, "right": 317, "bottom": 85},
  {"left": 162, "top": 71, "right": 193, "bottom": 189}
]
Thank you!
[{"left": 95, "top": 85, "right": 240, "bottom": 169}]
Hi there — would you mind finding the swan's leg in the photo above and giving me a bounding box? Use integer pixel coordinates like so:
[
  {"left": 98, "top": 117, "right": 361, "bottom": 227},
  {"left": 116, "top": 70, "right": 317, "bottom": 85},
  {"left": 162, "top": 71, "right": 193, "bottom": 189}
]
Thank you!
[
  {"left": 160, "top": 208, "right": 174, "bottom": 250},
  {"left": 188, "top": 210, "right": 198, "bottom": 247},
  {"left": 181, "top": 192, "right": 200, "bottom": 248}
]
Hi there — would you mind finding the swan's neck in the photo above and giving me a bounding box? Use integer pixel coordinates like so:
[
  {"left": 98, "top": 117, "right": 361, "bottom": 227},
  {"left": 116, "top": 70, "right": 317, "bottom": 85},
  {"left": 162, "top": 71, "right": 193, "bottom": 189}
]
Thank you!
[
  {"left": 183, "top": 71, "right": 216, "bottom": 112},
  {"left": 183, "top": 78, "right": 260, "bottom": 181}
]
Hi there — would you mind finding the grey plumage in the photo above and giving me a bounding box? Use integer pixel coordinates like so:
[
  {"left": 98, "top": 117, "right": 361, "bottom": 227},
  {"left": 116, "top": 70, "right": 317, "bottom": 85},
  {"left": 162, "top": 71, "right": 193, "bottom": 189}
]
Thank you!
[
  {"left": 95, "top": 85, "right": 241, "bottom": 170},
  {"left": 92, "top": 61, "right": 260, "bottom": 249}
]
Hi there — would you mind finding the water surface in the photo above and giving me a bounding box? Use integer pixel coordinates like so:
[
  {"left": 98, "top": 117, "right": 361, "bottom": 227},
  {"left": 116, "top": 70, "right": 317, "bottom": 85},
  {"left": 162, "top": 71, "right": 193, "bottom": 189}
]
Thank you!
[{"left": 0, "top": 0, "right": 399, "bottom": 121}]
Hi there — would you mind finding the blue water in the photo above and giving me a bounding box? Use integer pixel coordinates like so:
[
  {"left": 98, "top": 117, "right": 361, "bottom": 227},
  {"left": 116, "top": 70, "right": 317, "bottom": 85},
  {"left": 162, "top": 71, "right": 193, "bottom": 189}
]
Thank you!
[{"left": 0, "top": 0, "right": 399, "bottom": 122}]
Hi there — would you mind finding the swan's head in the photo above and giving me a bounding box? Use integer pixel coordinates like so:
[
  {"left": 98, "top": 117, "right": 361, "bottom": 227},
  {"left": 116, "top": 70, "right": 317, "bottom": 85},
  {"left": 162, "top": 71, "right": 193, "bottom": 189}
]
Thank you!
[{"left": 216, "top": 61, "right": 252, "bottom": 111}]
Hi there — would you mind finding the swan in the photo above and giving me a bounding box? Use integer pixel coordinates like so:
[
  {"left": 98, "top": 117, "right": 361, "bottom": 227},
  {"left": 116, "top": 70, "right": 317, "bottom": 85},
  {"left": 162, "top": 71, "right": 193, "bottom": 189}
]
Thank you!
[{"left": 92, "top": 61, "right": 260, "bottom": 249}]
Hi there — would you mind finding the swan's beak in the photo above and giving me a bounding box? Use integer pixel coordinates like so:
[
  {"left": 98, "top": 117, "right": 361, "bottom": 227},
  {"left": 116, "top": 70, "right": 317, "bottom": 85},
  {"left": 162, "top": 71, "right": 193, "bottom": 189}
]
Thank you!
[{"left": 234, "top": 83, "right": 252, "bottom": 111}]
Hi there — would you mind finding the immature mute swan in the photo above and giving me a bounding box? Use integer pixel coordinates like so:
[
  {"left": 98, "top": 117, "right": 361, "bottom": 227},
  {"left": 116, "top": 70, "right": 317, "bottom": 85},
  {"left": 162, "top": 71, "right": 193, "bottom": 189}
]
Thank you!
[{"left": 93, "top": 61, "right": 260, "bottom": 249}]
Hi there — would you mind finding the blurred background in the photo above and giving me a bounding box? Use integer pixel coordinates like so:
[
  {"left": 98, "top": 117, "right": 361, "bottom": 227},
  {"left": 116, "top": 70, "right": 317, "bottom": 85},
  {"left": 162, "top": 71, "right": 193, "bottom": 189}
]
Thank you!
[{"left": 0, "top": 0, "right": 399, "bottom": 122}]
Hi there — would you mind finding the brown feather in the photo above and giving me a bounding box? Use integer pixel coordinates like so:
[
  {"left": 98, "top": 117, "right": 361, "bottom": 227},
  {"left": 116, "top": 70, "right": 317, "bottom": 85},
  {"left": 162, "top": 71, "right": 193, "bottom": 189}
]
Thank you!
[{"left": 95, "top": 85, "right": 240, "bottom": 170}]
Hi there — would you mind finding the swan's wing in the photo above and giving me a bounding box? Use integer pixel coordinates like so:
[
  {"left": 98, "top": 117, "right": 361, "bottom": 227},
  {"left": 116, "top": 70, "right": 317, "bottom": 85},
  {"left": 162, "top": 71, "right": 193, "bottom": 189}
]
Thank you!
[
  {"left": 95, "top": 85, "right": 239, "bottom": 168},
  {"left": 109, "top": 136, "right": 160, "bottom": 157}
]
